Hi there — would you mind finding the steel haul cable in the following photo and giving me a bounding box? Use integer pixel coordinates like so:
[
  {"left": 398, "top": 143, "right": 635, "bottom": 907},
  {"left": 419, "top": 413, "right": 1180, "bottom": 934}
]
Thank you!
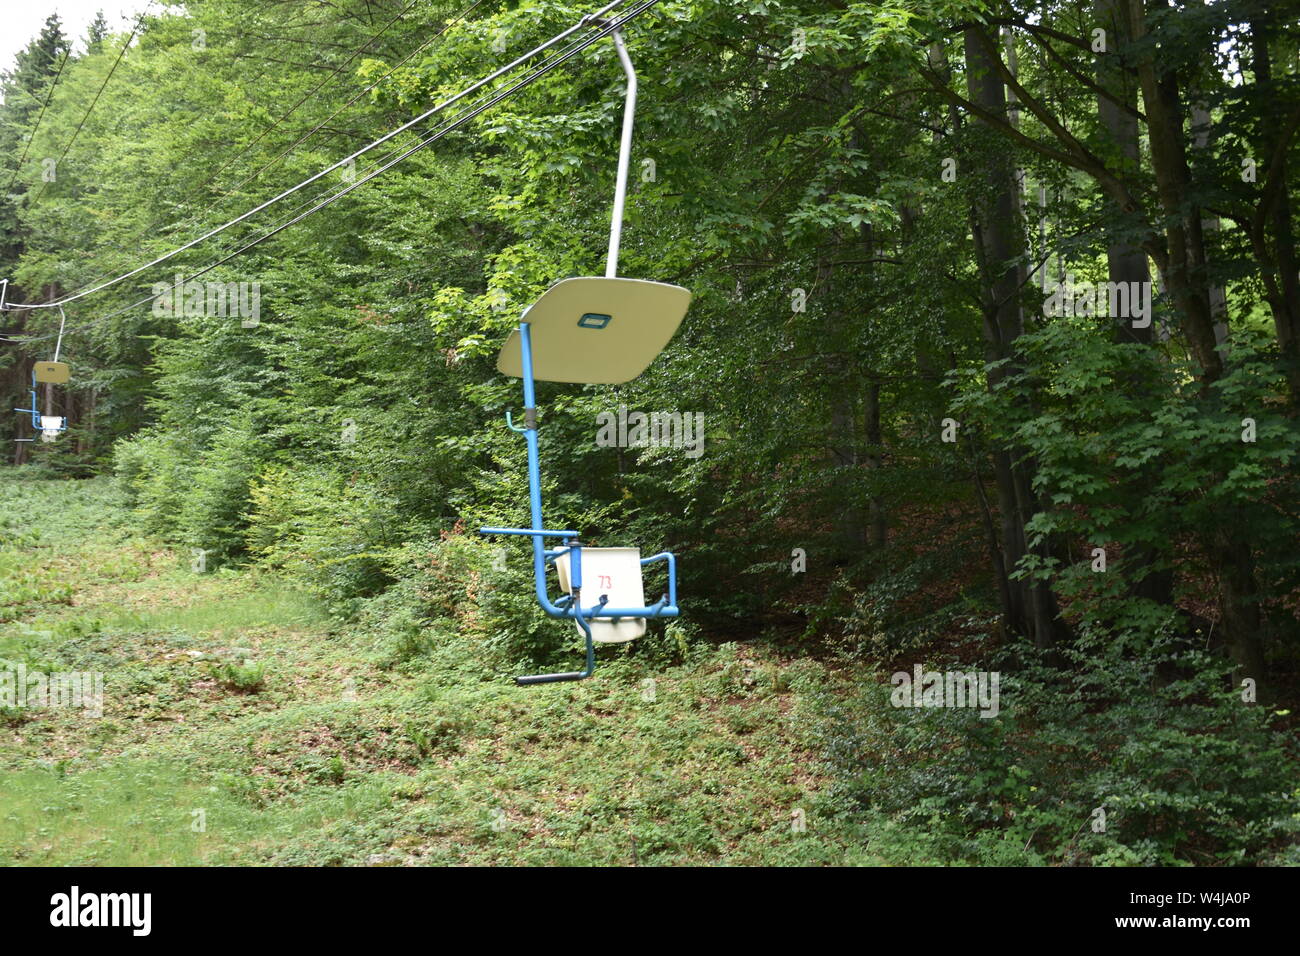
[
  {"left": 1, "top": 0, "right": 643, "bottom": 316},
  {"left": 81, "top": 0, "right": 662, "bottom": 330},
  {"left": 0, "top": 5, "right": 632, "bottom": 341},
  {"left": 5, "top": 0, "right": 494, "bottom": 320}
]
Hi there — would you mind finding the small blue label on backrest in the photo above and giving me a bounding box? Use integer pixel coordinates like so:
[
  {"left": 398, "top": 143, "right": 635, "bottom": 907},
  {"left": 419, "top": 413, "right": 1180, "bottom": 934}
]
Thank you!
[{"left": 578, "top": 313, "right": 612, "bottom": 329}]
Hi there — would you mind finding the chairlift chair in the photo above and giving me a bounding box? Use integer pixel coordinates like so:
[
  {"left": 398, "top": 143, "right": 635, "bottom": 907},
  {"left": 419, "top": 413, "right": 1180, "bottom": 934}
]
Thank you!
[
  {"left": 480, "top": 24, "right": 690, "bottom": 685},
  {"left": 15, "top": 361, "right": 70, "bottom": 443},
  {"left": 12, "top": 305, "right": 71, "bottom": 445}
]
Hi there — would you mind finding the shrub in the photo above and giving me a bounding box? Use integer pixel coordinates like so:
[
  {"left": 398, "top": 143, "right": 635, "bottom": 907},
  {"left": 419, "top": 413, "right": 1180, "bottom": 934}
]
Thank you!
[
  {"left": 244, "top": 466, "right": 398, "bottom": 602},
  {"left": 113, "top": 430, "right": 191, "bottom": 538},
  {"left": 206, "top": 659, "right": 267, "bottom": 693},
  {"left": 817, "top": 636, "right": 1297, "bottom": 865},
  {"left": 177, "top": 414, "right": 267, "bottom": 565}
]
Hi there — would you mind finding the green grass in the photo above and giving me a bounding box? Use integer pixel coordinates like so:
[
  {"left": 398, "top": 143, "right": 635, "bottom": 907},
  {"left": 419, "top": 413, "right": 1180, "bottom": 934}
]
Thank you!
[
  {"left": 0, "top": 474, "right": 877, "bottom": 866},
  {"left": 0, "top": 759, "right": 399, "bottom": 866}
]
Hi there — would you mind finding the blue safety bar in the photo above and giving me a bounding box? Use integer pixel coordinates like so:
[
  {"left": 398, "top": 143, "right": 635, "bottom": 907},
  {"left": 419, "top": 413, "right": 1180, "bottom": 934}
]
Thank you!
[{"left": 480, "top": 321, "right": 679, "bottom": 685}]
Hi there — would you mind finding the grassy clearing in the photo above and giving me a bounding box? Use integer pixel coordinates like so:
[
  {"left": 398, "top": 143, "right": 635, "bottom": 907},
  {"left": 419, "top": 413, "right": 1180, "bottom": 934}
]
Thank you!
[{"left": 1, "top": 475, "right": 875, "bottom": 866}]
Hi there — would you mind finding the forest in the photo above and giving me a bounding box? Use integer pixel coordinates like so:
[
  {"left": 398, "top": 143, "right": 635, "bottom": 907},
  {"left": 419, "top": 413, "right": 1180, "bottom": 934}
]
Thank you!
[{"left": 0, "top": 0, "right": 1297, "bottom": 870}]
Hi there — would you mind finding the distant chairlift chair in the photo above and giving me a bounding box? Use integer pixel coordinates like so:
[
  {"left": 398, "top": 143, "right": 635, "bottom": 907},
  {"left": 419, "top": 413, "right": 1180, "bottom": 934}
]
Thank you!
[
  {"left": 16, "top": 361, "right": 70, "bottom": 443},
  {"left": 480, "top": 23, "right": 690, "bottom": 685}
]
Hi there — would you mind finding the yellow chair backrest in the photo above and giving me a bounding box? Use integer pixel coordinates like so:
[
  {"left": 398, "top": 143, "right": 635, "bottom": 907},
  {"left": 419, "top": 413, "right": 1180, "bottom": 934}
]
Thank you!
[
  {"left": 496, "top": 277, "right": 690, "bottom": 385},
  {"left": 34, "top": 361, "right": 70, "bottom": 384}
]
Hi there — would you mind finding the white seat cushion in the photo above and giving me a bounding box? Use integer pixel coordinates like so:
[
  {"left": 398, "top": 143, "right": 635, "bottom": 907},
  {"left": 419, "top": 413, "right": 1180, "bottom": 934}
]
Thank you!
[{"left": 554, "top": 547, "right": 647, "bottom": 643}]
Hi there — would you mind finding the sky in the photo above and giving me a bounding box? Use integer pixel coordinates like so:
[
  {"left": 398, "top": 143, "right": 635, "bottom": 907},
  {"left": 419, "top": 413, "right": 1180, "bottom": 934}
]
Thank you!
[{"left": 0, "top": 1, "right": 149, "bottom": 75}]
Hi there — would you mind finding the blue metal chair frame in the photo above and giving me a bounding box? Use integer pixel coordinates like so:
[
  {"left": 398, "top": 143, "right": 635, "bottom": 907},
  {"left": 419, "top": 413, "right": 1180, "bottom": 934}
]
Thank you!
[{"left": 480, "top": 323, "right": 679, "bottom": 685}]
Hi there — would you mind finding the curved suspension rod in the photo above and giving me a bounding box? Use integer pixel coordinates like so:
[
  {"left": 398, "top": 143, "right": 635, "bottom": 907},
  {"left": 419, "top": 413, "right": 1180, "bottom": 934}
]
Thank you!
[{"left": 606, "top": 28, "right": 637, "bottom": 278}]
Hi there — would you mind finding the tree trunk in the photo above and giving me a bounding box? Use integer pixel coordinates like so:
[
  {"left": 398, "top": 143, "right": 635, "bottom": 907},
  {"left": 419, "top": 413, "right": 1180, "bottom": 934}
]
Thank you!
[
  {"left": 1127, "top": 0, "right": 1223, "bottom": 381},
  {"left": 964, "top": 24, "right": 1061, "bottom": 653},
  {"left": 1213, "top": 527, "right": 1269, "bottom": 701},
  {"left": 1127, "top": 1, "right": 1269, "bottom": 692},
  {"left": 864, "top": 380, "right": 886, "bottom": 548},
  {"left": 1249, "top": 14, "right": 1300, "bottom": 401},
  {"left": 1096, "top": 0, "right": 1174, "bottom": 608},
  {"left": 1095, "top": 0, "right": 1156, "bottom": 347}
]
